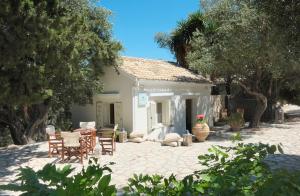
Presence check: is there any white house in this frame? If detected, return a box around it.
[71,56,213,140]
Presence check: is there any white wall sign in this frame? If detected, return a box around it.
[138,92,148,107]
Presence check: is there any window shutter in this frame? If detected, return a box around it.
[114,102,122,127]
[96,102,103,129]
[103,103,110,126]
[162,100,171,125]
[167,100,171,125]
[169,100,174,125]
[150,101,157,128]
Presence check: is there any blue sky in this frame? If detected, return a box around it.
[99,0,200,61]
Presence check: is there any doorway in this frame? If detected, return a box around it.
[186,99,192,133]
[109,103,115,125]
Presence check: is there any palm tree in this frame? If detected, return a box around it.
[155,11,207,68]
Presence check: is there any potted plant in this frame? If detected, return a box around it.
[192,114,210,142]
[227,112,245,131]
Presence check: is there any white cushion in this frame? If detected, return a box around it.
[80,121,95,129]
[61,132,81,147]
[161,141,179,147]
[128,137,144,143]
[46,125,55,135]
[129,131,144,139]
[163,133,182,143]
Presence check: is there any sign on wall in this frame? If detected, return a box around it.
[138,92,148,107]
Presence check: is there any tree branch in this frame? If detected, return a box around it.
[238,82,267,102]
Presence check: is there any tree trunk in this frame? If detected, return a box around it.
[249,94,267,128]
[239,83,268,128]
[0,103,49,145]
[225,76,232,111]
[8,123,29,145]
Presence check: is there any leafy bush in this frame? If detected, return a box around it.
[227,112,245,131]
[124,174,189,195]
[0,158,116,196]
[124,137,300,195]
[192,142,280,195]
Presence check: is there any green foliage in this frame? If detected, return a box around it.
[193,142,279,195]
[189,0,281,79]
[0,158,117,196]
[0,0,120,106]
[155,11,207,68]
[187,0,300,127]
[124,140,300,196]
[267,0,300,105]
[227,112,245,129]
[256,169,300,195]
[123,173,193,195]
[0,0,121,144]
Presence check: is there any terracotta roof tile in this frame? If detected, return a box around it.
[119,56,211,84]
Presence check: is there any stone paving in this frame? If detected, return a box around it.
[1,121,300,195]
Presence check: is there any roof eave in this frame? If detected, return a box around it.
[138,79,213,86]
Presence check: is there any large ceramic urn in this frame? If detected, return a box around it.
[192,122,210,142]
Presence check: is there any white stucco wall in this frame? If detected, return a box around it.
[71,68,213,138]
[71,67,135,131]
[132,80,213,139]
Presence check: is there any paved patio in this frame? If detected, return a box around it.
[1,121,300,195]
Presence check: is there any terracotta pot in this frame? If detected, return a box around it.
[230,125,241,132]
[192,123,210,142]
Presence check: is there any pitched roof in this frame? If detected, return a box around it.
[119,56,211,84]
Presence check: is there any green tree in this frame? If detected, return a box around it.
[0,0,121,144]
[188,0,299,127]
[256,0,300,105]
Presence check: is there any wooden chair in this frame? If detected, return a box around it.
[79,121,97,151]
[60,132,88,164]
[80,130,96,154]
[46,125,63,157]
[98,124,118,155]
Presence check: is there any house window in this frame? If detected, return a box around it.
[110,103,115,125]
[156,102,162,123]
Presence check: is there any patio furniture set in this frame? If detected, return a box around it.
[46,114,212,164]
[46,122,118,164]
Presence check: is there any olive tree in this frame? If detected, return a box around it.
[0,0,121,144]
[188,0,299,127]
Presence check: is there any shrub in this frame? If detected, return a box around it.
[0,158,116,196]
[124,137,300,195]
[227,112,245,131]
[123,174,189,195]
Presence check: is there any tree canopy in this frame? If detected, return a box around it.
[187,0,299,127]
[0,0,121,144]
